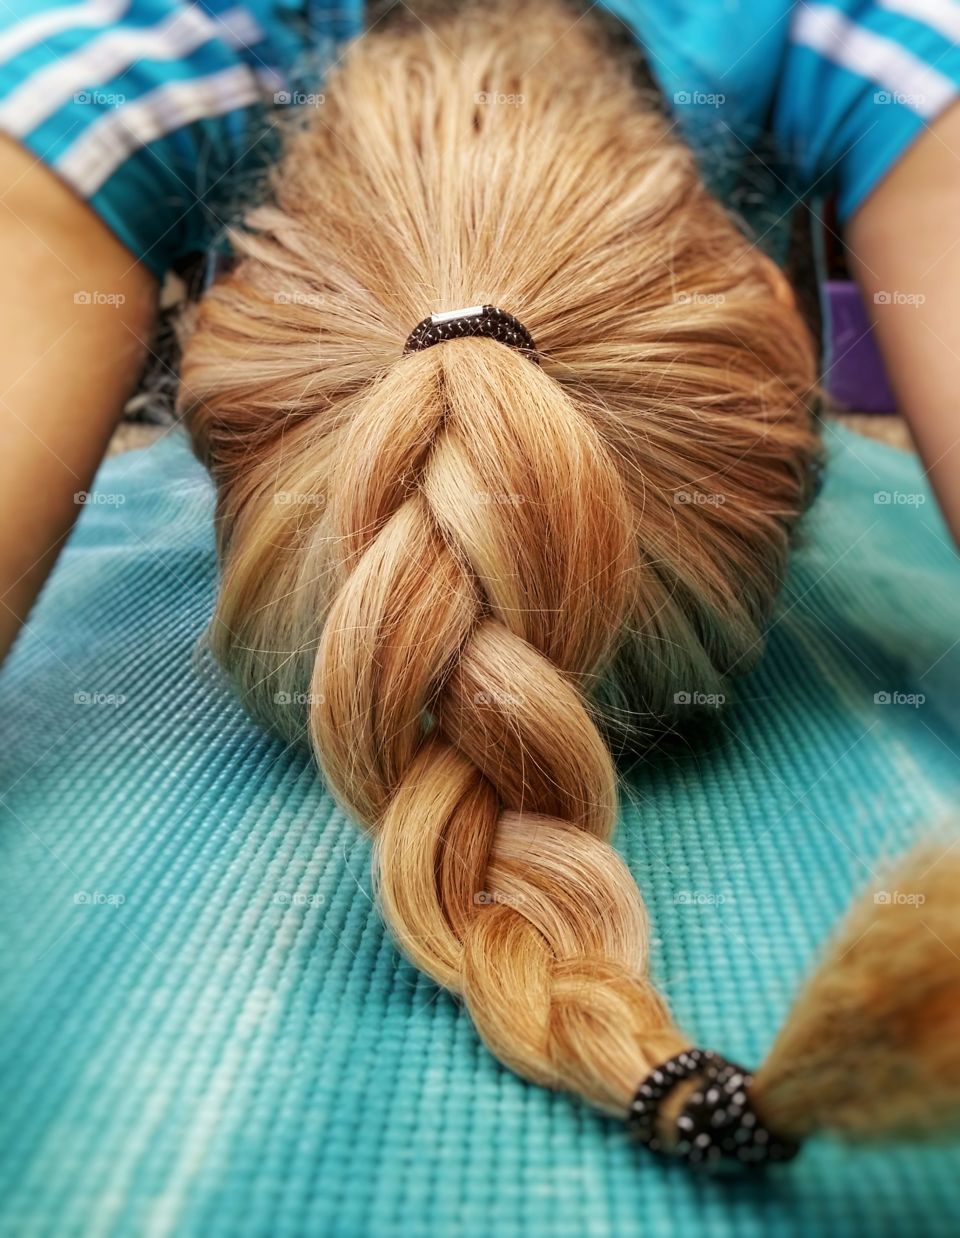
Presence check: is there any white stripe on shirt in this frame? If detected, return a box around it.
[793,3,957,118]
[0,0,129,66]
[0,3,264,137]
[56,62,267,195]
[878,0,960,43]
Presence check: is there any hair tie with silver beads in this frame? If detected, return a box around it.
[403,305,539,363]
[629,1049,801,1170]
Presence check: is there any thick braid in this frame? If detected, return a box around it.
[309,342,688,1110]
[180,0,817,1149]
[182,0,960,1171]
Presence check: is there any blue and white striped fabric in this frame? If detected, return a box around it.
[604,0,960,232]
[0,0,362,274]
[0,0,958,275]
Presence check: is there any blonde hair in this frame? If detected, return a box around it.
[180,0,960,1162]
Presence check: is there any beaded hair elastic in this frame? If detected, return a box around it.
[403,305,540,363]
[629,1049,801,1171]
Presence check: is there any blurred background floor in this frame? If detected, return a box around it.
[833,413,914,450]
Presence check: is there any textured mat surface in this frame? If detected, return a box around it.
[1,425,959,1237]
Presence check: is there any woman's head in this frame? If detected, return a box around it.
[177,0,960,1163]
[184,0,819,739]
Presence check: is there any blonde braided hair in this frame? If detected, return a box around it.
[181,0,960,1164]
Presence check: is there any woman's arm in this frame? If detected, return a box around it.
[846,100,960,547]
[0,135,157,661]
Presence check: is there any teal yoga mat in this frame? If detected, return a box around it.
[1,425,958,1236]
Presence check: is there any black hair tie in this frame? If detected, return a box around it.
[403,305,539,363]
[629,1049,801,1170]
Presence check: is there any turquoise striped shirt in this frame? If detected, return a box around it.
[1,0,958,275]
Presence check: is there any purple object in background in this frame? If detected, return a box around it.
[823,279,898,413]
